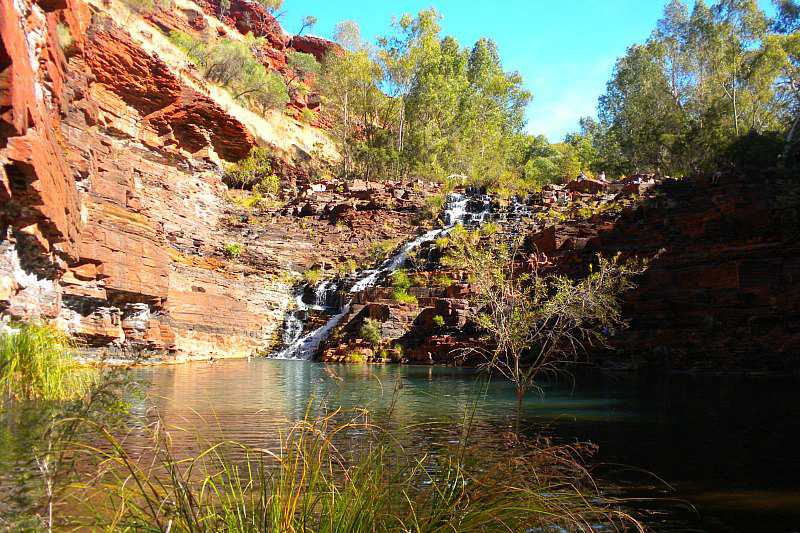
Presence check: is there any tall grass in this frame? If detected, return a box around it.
[70,407,643,532]
[0,322,96,402]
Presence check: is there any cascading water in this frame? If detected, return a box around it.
[272,191,492,361]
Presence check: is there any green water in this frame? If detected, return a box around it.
[2,359,799,531]
[132,360,800,532]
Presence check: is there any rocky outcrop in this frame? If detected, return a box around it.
[1,0,310,360]
[1,0,84,318]
[568,174,800,371]
[288,34,342,63]
[0,0,438,361]
[193,0,286,50]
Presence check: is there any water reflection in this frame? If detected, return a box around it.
[130,360,800,533]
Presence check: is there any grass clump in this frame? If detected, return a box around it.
[73,407,643,532]
[0,323,96,402]
[55,23,74,54]
[303,267,323,285]
[369,239,401,264]
[432,272,455,288]
[223,242,243,258]
[390,269,417,305]
[359,318,382,347]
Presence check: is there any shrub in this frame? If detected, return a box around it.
[224,147,274,190]
[0,322,97,401]
[170,33,289,115]
[432,273,454,288]
[287,50,321,84]
[432,314,446,329]
[167,30,208,67]
[56,23,74,53]
[223,242,243,258]
[391,269,411,291]
[359,318,382,347]
[303,267,323,285]
[391,289,417,306]
[252,174,280,196]
[300,108,316,123]
[434,236,449,250]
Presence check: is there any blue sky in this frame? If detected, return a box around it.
[280,1,773,142]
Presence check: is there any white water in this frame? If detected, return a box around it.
[273,192,491,361]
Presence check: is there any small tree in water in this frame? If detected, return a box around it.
[445,228,646,406]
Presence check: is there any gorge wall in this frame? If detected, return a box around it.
[1,0,427,361]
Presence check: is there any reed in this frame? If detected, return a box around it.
[0,322,97,402]
[70,407,643,532]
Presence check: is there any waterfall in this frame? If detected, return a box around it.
[272,191,491,361]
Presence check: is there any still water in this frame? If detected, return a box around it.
[133,360,800,533]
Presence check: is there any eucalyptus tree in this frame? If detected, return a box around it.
[378,9,443,154]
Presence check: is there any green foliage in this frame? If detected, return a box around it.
[167,30,208,66]
[389,269,418,304]
[391,269,411,291]
[592,0,797,176]
[300,108,316,123]
[252,174,280,196]
[446,230,646,400]
[421,193,446,221]
[303,267,323,285]
[369,239,400,263]
[287,50,321,84]
[432,314,445,329]
[337,259,358,276]
[168,32,288,115]
[56,23,74,53]
[391,288,418,306]
[0,323,97,402]
[318,10,531,186]
[432,272,454,288]
[206,38,289,111]
[224,147,276,190]
[70,406,640,532]
[223,242,243,258]
[359,318,383,347]
[345,350,367,363]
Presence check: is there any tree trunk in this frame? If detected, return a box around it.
[784,114,800,161]
[343,90,349,177]
[732,73,740,136]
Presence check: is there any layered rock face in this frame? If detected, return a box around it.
[0,0,335,360]
[1,0,438,360]
[570,174,800,371]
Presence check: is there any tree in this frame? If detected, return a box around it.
[255,0,282,15]
[204,38,288,112]
[297,15,317,36]
[286,50,321,87]
[333,20,365,52]
[319,47,383,177]
[593,0,795,177]
[445,230,646,408]
[378,9,442,154]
